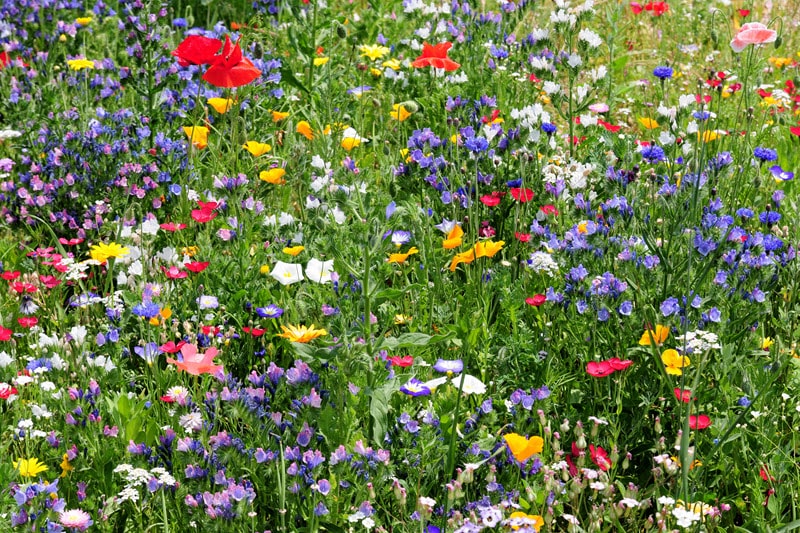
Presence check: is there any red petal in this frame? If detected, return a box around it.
[172,35,222,66]
[202,58,261,88]
[510,188,534,202]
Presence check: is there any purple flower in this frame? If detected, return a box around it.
[652,66,673,79]
[433,359,463,374]
[255,304,284,318]
[400,378,431,397]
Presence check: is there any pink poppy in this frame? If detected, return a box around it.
[39,275,62,289]
[730,22,777,53]
[608,357,633,371]
[525,294,547,307]
[167,343,223,376]
[0,327,12,341]
[674,388,693,403]
[162,265,188,279]
[159,340,187,353]
[387,355,414,367]
[160,222,187,232]
[689,414,712,430]
[479,192,502,207]
[17,317,38,328]
[586,361,615,378]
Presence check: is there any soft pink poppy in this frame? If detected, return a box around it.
[689,414,712,430]
[586,361,615,378]
[608,357,633,371]
[730,22,777,53]
[167,344,223,376]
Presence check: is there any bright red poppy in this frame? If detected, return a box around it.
[586,361,615,378]
[525,294,547,307]
[688,414,712,430]
[479,192,502,206]
[17,317,38,328]
[185,261,210,273]
[191,208,217,223]
[597,120,621,133]
[242,326,267,337]
[171,35,223,67]
[510,188,534,202]
[790,126,800,136]
[10,282,37,294]
[0,383,18,400]
[515,232,532,242]
[202,36,262,88]
[387,355,414,367]
[411,42,460,72]
[0,327,12,341]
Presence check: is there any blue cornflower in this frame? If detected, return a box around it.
[652,66,673,79]
[640,145,666,163]
[464,136,489,152]
[692,111,711,121]
[753,147,778,162]
[737,396,751,407]
[758,210,781,225]
[541,122,557,134]
[132,301,160,318]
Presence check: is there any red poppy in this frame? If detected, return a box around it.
[387,355,414,367]
[162,265,188,279]
[160,222,187,232]
[172,35,223,67]
[202,36,261,88]
[589,444,612,471]
[695,94,712,104]
[411,42,460,72]
[201,325,220,336]
[597,120,621,133]
[515,232,532,242]
[586,361,615,378]
[481,109,501,124]
[10,282,37,294]
[159,340,187,353]
[1,271,20,281]
[644,1,669,15]
[528,73,540,83]
[479,192,502,207]
[242,326,267,337]
[0,327,12,341]
[185,261,210,273]
[510,188,535,202]
[525,294,547,307]
[760,465,775,482]
[674,388,693,403]
[738,9,750,17]
[0,51,9,68]
[688,414,711,430]
[191,208,217,223]
[790,126,800,136]
[17,317,38,328]
[608,357,633,371]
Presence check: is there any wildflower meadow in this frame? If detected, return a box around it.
[2,0,800,531]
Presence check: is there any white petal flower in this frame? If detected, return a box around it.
[306,258,335,284]
[271,261,304,285]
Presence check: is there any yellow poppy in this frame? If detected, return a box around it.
[508,512,544,531]
[75,17,92,26]
[313,57,329,66]
[661,349,690,375]
[390,103,412,122]
[183,126,209,149]
[296,121,314,140]
[207,97,234,114]
[638,117,659,130]
[639,324,670,346]
[277,324,328,343]
[67,58,94,71]
[503,433,544,463]
[449,249,476,272]
[474,240,505,258]
[341,137,361,151]
[13,457,48,478]
[283,245,305,256]
[442,225,463,249]
[387,247,419,264]
[243,141,271,156]
[260,168,286,184]
[259,264,271,275]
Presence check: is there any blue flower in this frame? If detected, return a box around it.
[640,145,666,163]
[652,66,673,79]
[433,359,464,374]
[753,147,778,162]
[400,378,431,397]
[255,304,284,319]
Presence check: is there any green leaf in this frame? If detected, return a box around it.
[377,332,432,351]
[280,65,310,94]
[370,379,398,444]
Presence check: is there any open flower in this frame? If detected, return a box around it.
[277,324,328,343]
[730,22,777,53]
[400,378,431,397]
[243,141,271,156]
[260,168,286,184]
[689,414,712,429]
[172,35,222,66]
[14,457,48,477]
[183,126,209,149]
[390,103,412,122]
[89,242,129,263]
[59,509,93,531]
[207,97,234,114]
[67,58,94,71]
[202,36,261,88]
[387,247,419,264]
[412,42,460,71]
[166,344,223,376]
[270,261,304,285]
[306,258,335,283]
[661,349,690,375]
[639,324,670,345]
[503,433,544,463]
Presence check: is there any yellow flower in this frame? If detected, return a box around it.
[259,168,286,184]
[243,141,271,157]
[183,126,209,149]
[449,249,476,272]
[503,433,544,463]
[259,264,271,275]
[768,57,792,69]
[313,57,329,66]
[296,121,314,140]
[182,246,199,257]
[277,324,328,343]
[14,457,48,478]
[387,247,419,264]
[474,240,505,258]
[89,242,130,263]
[60,454,74,477]
[283,245,305,256]
[149,306,172,326]
[639,324,669,346]
[390,103,412,122]
[442,225,463,250]
[638,117,659,130]
[761,337,774,350]
[394,314,412,325]
[508,511,544,531]
[67,58,94,71]
[661,349,690,375]
[382,58,401,71]
[369,67,382,77]
[271,110,290,122]
[359,44,390,61]
[699,130,720,142]
[75,17,92,26]
[341,137,361,151]
[207,97,234,114]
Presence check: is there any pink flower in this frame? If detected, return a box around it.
[730,22,777,53]
[589,444,612,471]
[59,509,93,531]
[167,343,223,376]
[586,361,615,378]
[689,414,712,430]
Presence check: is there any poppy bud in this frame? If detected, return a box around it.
[334,21,347,39]
[399,100,419,113]
[774,35,782,49]
[710,30,718,47]
[253,42,264,60]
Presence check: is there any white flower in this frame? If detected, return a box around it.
[270,261,304,285]
[452,374,486,395]
[69,325,88,345]
[567,53,583,68]
[0,351,12,368]
[543,81,561,95]
[331,205,347,225]
[422,376,449,391]
[179,412,204,433]
[141,217,160,235]
[578,28,602,48]
[672,507,701,528]
[658,496,676,506]
[306,258,335,284]
[589,481,606,490]
[619,497,641,508]
[278,212,295,226]
[678,94,696,108]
